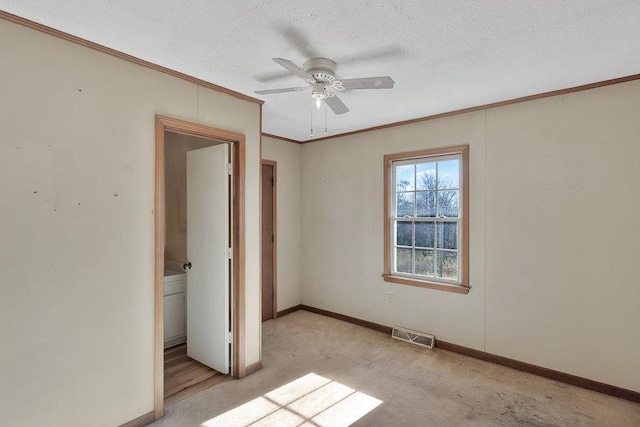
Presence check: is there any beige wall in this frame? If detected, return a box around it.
[483,83,640,390]
[164,133,218,263]
[300,80,640,393]
[262,136,303,312]
[0,19,261,427]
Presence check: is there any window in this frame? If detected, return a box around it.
[383,145,469,294]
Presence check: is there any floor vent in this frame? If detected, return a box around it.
[392,326,435,349]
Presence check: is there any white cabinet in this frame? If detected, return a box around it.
[163,269,186,348]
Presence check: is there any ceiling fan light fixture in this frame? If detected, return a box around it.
[311,83,328,109]
[311,83,327,98]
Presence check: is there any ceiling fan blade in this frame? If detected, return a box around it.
[335,46,407,67]
[253,70,295,83]
[274,24,316,58]
[339,76,395,90]
[272,58,314,81]
[254,86,309,95]
[325,95,349,115]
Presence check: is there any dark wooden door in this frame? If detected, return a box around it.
[261,162,275,321]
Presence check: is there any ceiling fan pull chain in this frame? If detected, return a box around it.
[310,97,314,138]
[324,101,328,136]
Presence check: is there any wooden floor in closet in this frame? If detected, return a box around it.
[164,343,231,405]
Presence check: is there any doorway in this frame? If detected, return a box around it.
[154,115,246,418]
[261,160,277,321]
[163,138,229,404]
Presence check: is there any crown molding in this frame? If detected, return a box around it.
[0,11,263,106]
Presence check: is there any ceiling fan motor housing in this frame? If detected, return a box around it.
[304,57,337,83]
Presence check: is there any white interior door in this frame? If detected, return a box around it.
[186,144,230,374]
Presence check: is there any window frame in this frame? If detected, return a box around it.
[383,145,470,294]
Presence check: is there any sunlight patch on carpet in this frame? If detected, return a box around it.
[201,373,383,427]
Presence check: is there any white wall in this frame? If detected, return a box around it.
[262,136,302,311]
[0,19,261,426]
[300,80,640,393]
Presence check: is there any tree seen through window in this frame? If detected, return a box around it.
[393,158,460,280]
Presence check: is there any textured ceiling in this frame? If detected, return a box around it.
[2,1,640,141]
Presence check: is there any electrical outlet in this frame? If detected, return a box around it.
[387,294,394,305]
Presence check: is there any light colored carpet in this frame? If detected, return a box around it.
[149,310,640,426]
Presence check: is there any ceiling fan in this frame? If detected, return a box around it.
[254,57,395,114]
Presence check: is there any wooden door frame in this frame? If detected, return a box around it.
[154,115,246,419]
[261,160,278,320]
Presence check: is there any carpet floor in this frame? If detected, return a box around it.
[149,310,640,426]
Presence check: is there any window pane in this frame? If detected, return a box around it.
[416,191,436,217]
[416,162,436,190]
[436,222,457,250]
[415,249,434,276]
[437,190,459,217]
[437,251,458,279]
[396,164,415,191]
[396,192,415,217]
[396,221,413,246]
[437,159,459,189]
[395,248,412,273]
[415,222,434,248]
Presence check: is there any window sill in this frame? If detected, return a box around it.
[381,274,470,294]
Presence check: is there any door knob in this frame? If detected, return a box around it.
[183,262,192,270]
